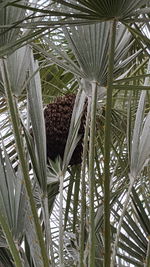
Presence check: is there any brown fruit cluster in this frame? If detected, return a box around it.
[44,94,86,166]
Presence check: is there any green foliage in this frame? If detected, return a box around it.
[0,1,150,267]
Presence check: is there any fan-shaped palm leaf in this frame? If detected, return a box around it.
[51,0,148,22]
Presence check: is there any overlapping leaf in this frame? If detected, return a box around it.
[28,49,47,192]
[51,0,148,21]
[130,62,150,177]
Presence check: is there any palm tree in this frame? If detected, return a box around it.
[0,0,150,266]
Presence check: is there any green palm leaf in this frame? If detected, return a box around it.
[52,0,147,21]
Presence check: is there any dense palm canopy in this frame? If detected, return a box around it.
[0,1,150,267]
